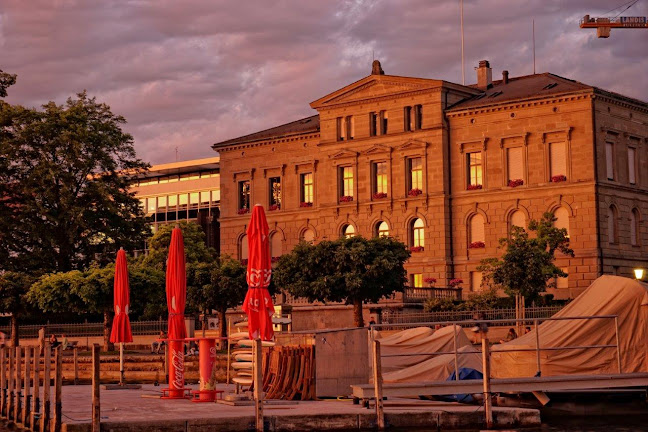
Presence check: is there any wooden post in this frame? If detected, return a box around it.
[15,345,22,423]
[54,348,62,432]
[372,340,385,429]
[23,347,31,427]
[481,333,493,430]
[40,344,51,432]
[92,344,100,432]
[73,348,78,386]
[253,338,263,432]
[1,347,6,418]
[614,316,622,374]
[534,319,541,376]
[32,344,41,431]
[452,325,460,381]
[8,346,14,421]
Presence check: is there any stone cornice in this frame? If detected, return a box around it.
[215,133,320,153]
[445,92,594,117]
[320,86,443,110]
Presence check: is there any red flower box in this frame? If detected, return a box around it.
[268,204,280,211]
[237,208,249,215]
[410,246,424,252]
[469,241,485,249]
[467,184,483,191]
[508,179,524,188]
[300,202,313,208]
[423,277,437,286]
[448,278,463,288]
[339,195,354,203]
[408,188,423,197]
[551,175,567,183]
[373,192,388,200]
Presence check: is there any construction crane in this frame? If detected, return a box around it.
[580,0,647,37]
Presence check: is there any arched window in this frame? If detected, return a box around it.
[342,224,355,238]
[608,205,618,244]
[631,209,639,246]
[375,221,390,238]
[554,207,570,238]
[469,214,485,243]
[301,228,315,243]
[239,234,248,260]
[410,218,425,248]
[510,210,526,232]
[270,232,282,258]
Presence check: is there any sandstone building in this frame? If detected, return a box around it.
[212,60,648,306]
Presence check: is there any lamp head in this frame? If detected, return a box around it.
[634,268,644,280]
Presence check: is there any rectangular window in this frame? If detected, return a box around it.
[556,268,569,289]
[404,106,412,131]
[300,173,313,204]
[168,194,177,210]
[369,112,378,137]
[269,177,281,208]
[507,147,524,182]
[411,273,423,288]
[147,197,156,214]
[628,147,636,185]
[373,162,388,196]
[408,157,423,191]
[210,189,220,203]
[336,117,344,141]
[467,152,483,187]
[339,166,354,199]
[200,191,211,205]
[157,195,167,211]
[178,193,188,210]
[606,142,615,180]
[414,104,422,130]
[549,141,567,177]
[345,116,354,140]
[238,181,250,211]
[138,198,146,210]
[470,271,483,292]
[380,110,388,134]
[189,192,199,208]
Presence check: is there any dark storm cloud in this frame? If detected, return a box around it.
[2,0,646,163]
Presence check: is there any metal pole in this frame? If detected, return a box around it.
[92,344,100,432]
[372,340,385,429]
[32,345,40,431]
[23,347,31,427]
[8,346,14,421]
[614,316,622,374]
[119,343,124,386]
[460,0,465,85]
[481,332,493,429]
[15,345,21,422]
[54,348,62,432]
[40,344,50,432]
[226,319,232,384]
[534,319,541,377]
[453,325,460,381]
[532,19,536,75]
[253,339,263,432]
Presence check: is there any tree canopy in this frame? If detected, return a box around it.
[274,236,410,327]
[0,91,150,274]
[478,212,574,302]
[142,221,215,270]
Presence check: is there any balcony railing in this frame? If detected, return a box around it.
[403,286,463,303]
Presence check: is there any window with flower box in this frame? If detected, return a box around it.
[469,214,485,246]
[269,177,281,210]
[407,157,423,195]
[372,161,388,199]
[410,218,425,251]
[467,152,483,189]
[549,141,567,181]
[506,147,524,187]
[238,181,250,214]
[300,173,313,206]
[339,166,354,203]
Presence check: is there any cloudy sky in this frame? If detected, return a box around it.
[2,0,646,164]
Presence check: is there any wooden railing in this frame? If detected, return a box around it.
[403,286,462,303]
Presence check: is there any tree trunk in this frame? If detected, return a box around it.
[103,311,114,351]
[202,310,207,338]
[218,309,227,339]
[353,299,364,328]
[10,314,18,347]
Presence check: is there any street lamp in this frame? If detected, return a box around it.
[634,268,645,280]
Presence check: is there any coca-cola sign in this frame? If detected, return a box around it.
[171,348,184,389]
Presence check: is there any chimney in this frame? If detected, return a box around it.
[477,60,492,89]
[502,70,509,84]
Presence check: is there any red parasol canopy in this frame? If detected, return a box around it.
[166,226,187,340]
[242,205,275,341]
[110,249,133,343]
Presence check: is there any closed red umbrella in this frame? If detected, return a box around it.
[164,226,187,399]
[242,204,275,341]
[110,248,133,386]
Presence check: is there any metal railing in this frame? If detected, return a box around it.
[0,320,169,338]
[403,286,462,302]
[382,306,564,325]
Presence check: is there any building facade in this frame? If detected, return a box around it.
[212,61,648,302]
[130,157,221,251]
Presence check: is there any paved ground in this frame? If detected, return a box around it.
[58,384,540,431]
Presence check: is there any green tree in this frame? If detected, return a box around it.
[1,91,149,274]
[143,221,215,270]
[0,69,16,98]
[187,256,247,339]
[274,236,410,327]
[0,272,36,346]
[478,212,574,302]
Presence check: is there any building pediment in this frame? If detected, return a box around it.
[396,139,429,153]
[310,75,442,109]
[361,144,392,156]
[329,149,359,160]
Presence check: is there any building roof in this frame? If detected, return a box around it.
[137,156,220,178]
[212,115,320,149]
[448,72,648,111]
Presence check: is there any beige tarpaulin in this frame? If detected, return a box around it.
[375,325,473,373]
[383,345,482,383]
[491,275,648,378]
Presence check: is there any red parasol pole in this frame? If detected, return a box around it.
[110,248,133,386]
